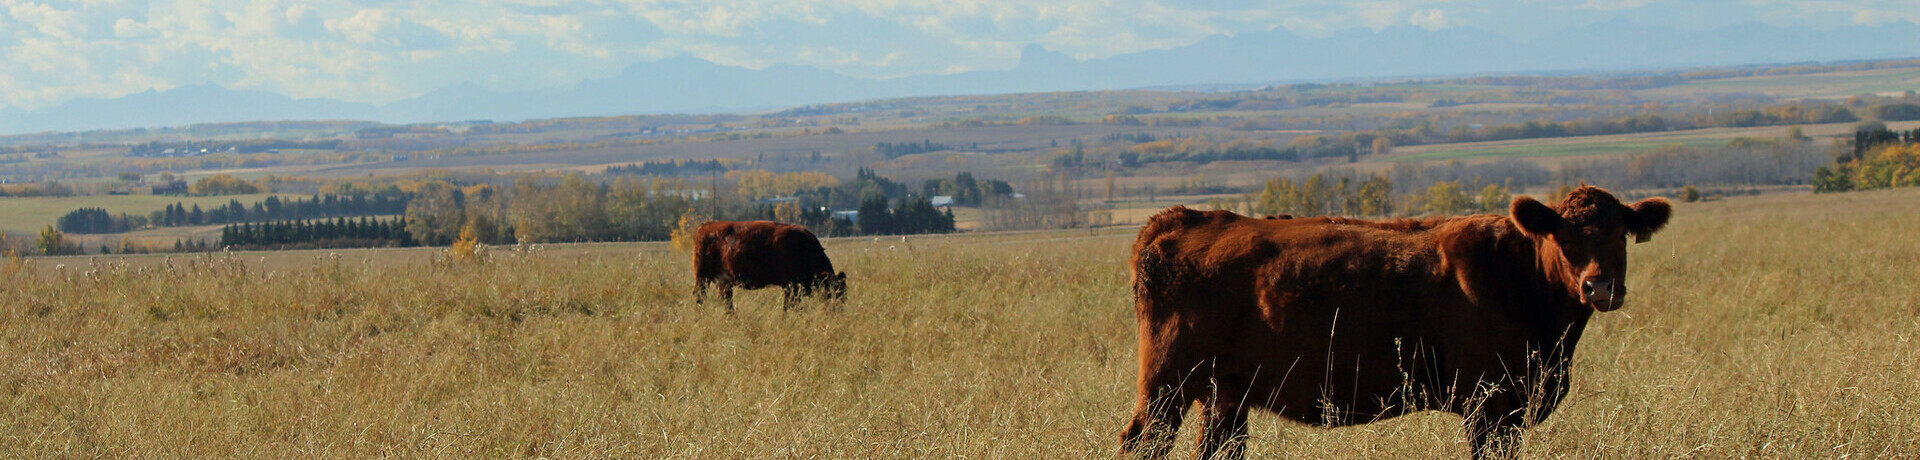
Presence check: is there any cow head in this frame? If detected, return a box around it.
[1509,186,1671,312]
[821,271,848,302]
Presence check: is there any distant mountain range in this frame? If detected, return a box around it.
[4,19,1919,135]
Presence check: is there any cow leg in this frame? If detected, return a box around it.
[719,282,736,313]
[1120,385,1187,460]
[1466,399,1526,460]
[1122,337,1205,459]
[782,285,801,312]
[1195,396,1250,460]
[693,278,709,305]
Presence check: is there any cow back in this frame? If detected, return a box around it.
[695,220,835,288]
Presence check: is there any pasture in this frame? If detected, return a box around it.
[4,187,1920,457]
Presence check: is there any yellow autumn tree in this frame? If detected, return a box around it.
[447,220,484,264]
[670,209,708,252]
[0,234,21,277]
[189,173,262,195]
[1424,181,1472,215]
[1372,137,1395,155]
[727,169,840,200]
[773,200,803,224]
[1477,184,1512,213]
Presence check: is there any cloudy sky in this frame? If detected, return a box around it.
[0,0,1913,110]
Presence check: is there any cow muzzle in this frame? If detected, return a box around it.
[1583,278,1623,311]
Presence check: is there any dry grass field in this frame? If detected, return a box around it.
[5,188,1920,458]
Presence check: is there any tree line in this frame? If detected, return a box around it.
[0,181,73,197]
[920,172,1013,207]
[187,173,262,195]
[852,193,955,235]
[769,168,974,235]
[1240,172,1521,219]
[404,169,969,248]
[605,159,730,176]
[1254,174,1399,217]
[1814,127,1920,193]
[56,193,409,234]
[876,140,951,159]
[55,209,136,234]
[218,216,416,250]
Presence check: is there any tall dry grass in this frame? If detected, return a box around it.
[3,189,1919,458]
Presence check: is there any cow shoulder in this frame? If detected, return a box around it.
[1434,215,1522,306]
[773,224,823,253]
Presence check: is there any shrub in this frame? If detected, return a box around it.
[448,221,485,264]
[670,209,706,252]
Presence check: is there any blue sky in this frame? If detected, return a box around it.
[0,0,1913,110]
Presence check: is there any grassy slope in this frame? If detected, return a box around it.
[6,187,1919,457]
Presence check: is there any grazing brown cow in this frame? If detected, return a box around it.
[692,220,847,312]
[1121,186,1671,459]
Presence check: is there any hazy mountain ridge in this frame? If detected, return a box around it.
[4,20,1918,135]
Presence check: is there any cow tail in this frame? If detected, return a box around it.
[1132,249,1165,302]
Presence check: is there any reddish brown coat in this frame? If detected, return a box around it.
[692,220,846,312]
[1120,186,1671,459]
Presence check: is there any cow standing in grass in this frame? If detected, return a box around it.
[1121,186,1671,459]
[693,220,847,312]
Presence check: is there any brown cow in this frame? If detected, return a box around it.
[692,220,847,312]
[1121,186,1671,459]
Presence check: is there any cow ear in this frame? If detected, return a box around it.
[1510,196,1561,237]
[1627,197,1672,243]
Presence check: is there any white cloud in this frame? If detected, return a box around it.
[325,8,395,44]
[1851,9,1898,25]
[14,37,79,73]
[1357,2,1407,30]
[286,4,309,23]
[111,18,150,37]
[6,1,82,39]
[633,2,760,37]
[1582,0,1661,10]
[1411,8,1450,30]
[226,1,286,37]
